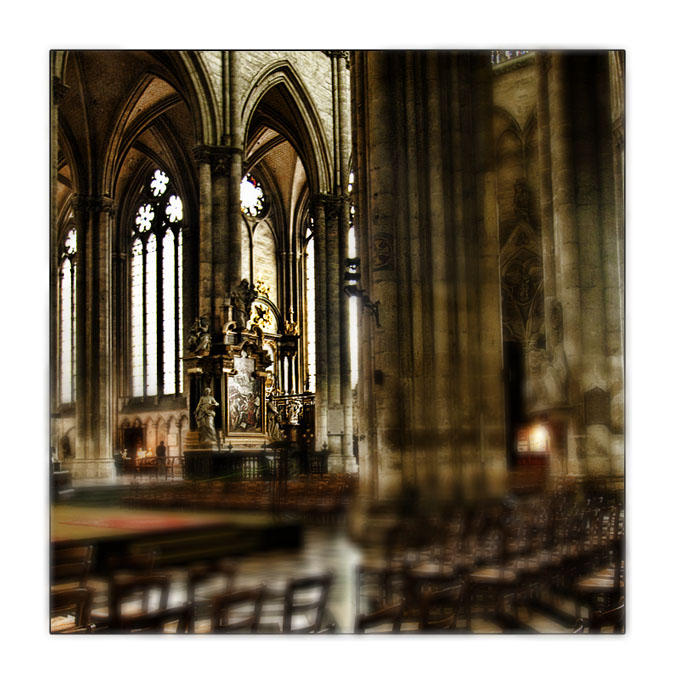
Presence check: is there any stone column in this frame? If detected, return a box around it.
[336,52,356,471]
[324,194,346,467]
[471,52,508,496]
[535,53,559,354]
[72,195,115,479]
[211,150,230,335]
[311,196,329,449]
[227,51,244,316]
[227,148,243,302]
[50,74,69,445]
[350,50,508,505]
[362,51,402,499]
[547,54,584,475]
[193,149,213,323]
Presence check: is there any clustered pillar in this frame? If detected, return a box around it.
[351,51,508,503]
[72,195,115,478]
[536,52,624,476]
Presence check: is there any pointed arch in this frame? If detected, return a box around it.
[241,61,332,195]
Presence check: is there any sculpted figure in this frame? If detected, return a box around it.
[525,323,569,410]
[187,316,211,356]
[266,397,284,441]
[231,279,258,330]
[195,387,219,444]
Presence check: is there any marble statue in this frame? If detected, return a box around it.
[187,316,211,356]
[195,386,219,444]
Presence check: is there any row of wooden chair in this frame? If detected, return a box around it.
[355,493,624,632]
[51,562,335,634]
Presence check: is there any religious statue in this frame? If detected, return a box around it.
[195,386,219,444]
[187,316,211,356]
[525,311,569,411]
[266,397,284,442]
[231,279,258,330]
[284,319,299,336]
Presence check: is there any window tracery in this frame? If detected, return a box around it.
[59,226,77,404]
[130,168,184,398]
[240,173,267,218]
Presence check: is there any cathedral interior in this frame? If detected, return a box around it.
[48,49,625,637]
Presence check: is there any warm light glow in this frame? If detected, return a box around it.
[529,424,550,452]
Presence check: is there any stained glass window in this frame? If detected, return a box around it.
[59,226,77,404]
[240,174,267,218]
[130,168,184,398]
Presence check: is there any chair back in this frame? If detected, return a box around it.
[108,573,170,627]
[51,545,93,588]
[211,586,266,633]
[116,605,192,634]
[51,587,94,633]
[187,560,238,604]
[418,583,464,631]
[590,603,625,633]
[282,573,333,633]
[355,603,402,633]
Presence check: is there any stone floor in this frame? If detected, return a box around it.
[83,524,584,634]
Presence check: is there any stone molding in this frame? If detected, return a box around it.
[73,194,115,216]
[323,50,350,69]
[312,193,347,221]
[193,144,242,177]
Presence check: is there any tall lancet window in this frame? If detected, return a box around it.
[348,171,359,389]
[59,226,77,404]
[130,168,184,398]
[304,218,316,393]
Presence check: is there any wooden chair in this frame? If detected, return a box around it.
[91,572,171,630]
[209,587,266,634]
[572,560,624,615]
[259,572,333,633]
[51,587,94,633]
[187,560,238,603]
[573,603,624,634]
[186,560,238,632]
[355,603,403,634]
[115,605,192,634]
[418,583,466,632]
[51,545,93,589]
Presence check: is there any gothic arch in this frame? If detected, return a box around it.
[241,61,332,195]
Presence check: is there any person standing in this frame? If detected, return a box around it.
[156,441,167,478]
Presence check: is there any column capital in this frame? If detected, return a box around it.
[323,50,350,69]
[73,194,115,215]
[193,144,242,177]
[313,193,348,221]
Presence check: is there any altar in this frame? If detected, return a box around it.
[181,282,315,480]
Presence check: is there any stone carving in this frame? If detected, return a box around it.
[372,233,394,271]
[525,301,569,410]
[287,398,303,425]
[231,279,258,330]
[266,397,284,441]
[195,387,219,444]
[187,316,211,356]
[284,319,299,336]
